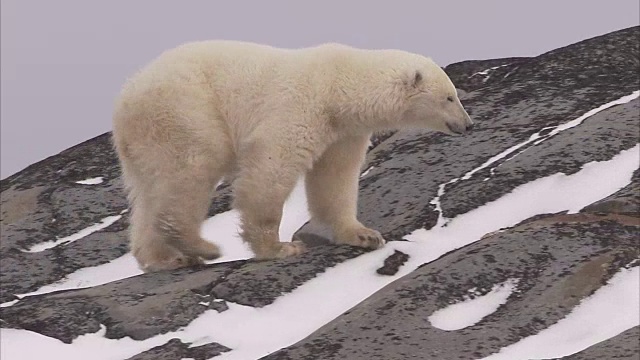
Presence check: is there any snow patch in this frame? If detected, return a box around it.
[202,180,310,264]
[0,324,174,360]
[470,63,511,78]
[0,300,19,308]
[429,182,449,228]
[360,166,374,178]
[23,210,127,253]
[75,177,103,185]
[12,254,143,301]
[503,67,519,79]
[429,278,519,331]
[278,180,311,242]
[201,210,252,264]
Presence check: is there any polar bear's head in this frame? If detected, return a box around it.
[398,57,474,135]
[326,46,473,135]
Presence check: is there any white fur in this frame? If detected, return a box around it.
[112,40,472,271]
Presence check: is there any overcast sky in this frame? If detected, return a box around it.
[1,0,638,179]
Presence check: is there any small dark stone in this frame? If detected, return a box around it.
[376,250,410,276]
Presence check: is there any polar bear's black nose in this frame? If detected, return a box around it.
[465,123,475,132]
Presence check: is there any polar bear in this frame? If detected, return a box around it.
[112,41,473,272]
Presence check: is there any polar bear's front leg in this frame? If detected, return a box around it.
[232,139,308,260]
[305,134,386,249]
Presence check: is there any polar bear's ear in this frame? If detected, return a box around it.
[412,70,423,88]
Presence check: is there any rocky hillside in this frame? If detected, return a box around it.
[1,26,639,360]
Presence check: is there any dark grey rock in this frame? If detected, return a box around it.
[444,57,530,92]
[262,213,639,360]
[376,250,409,276]
[0,134,131,303]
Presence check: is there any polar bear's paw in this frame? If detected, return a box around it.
[140,254,205,272]
[335,225,386,250]
[133,241,207,272]
[254,240,307,260]
[276,240,308,258]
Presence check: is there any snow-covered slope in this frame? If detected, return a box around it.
[1,26,639,360]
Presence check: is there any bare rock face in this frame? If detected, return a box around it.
[264,211,639,360]
[1,26,639,360]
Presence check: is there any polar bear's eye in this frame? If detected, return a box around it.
[447,96,454,102]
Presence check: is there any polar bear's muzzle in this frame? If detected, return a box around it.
[446,120,474,135]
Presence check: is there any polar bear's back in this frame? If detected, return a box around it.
[113,41,344,158]
[116,41,345,111]
[116,40,423,105]
[121,41,284,93]
[113,40,434,144]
